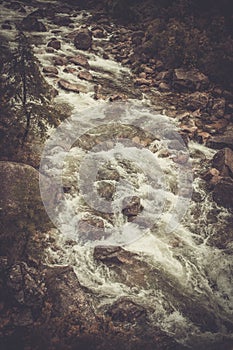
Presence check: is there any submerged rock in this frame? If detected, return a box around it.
[122,196,143,217]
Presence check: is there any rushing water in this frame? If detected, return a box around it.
[1,1,233,348]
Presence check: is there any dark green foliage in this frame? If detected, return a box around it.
[0,32,58,161]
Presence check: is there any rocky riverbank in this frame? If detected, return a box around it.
[0,1,233,349]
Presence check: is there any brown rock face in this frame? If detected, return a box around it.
[207,125,233,150]
[212,148,233,177]
[74,29,92,50]
[173,68,209,91]
[213,177,233,208]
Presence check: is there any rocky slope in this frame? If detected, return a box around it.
[0,1,233,350]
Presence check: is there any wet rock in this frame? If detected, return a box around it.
[77,70,93,81]
[20,15,47,32]
[186,92,209,111]
[6,1,26,13]
[74,29,92,50]
[207,125,233,150]
[42,66,58,75]
[173,68,209,91]
[213,177,233,208]
[47,39,61,50]
[53,56,68,66]
[122,196,143,217]
[69,54,90,69]
[94,246,138,265]
[58,79,87,93]
[53,16,73,26]
[212,148,233,177]
[45,47,54,53]
[63,67,77,74]
[2,22,12,30]
[92,28,106,38]
[106,297,147,323]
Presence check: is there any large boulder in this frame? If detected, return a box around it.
[0,162,52,261]
[173,68,209,91]
[74,29,92,50]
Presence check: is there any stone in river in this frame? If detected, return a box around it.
[74,29,92,50]
[77,70,93,81]
[58,79,87,93]
[47,39,61,50]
